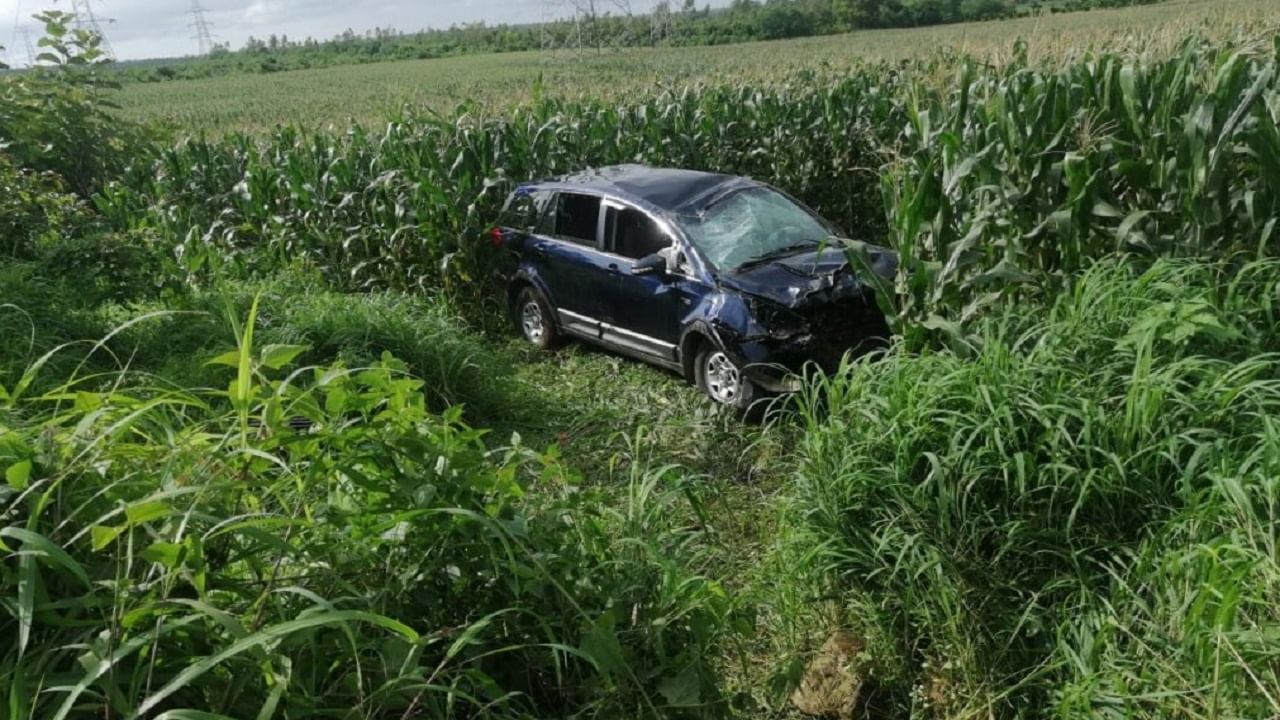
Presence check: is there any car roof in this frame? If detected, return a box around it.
[519,164,757,215]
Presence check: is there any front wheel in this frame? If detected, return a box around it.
[516,286,560,350]
[696,346,756,412]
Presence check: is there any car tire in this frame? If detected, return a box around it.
[515,286,560,351]
[695,345,756,412]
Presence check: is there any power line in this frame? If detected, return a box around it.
[21,26,36,67]
[69,0,115,60]
[187,0,216,56]
[9,0,24,67]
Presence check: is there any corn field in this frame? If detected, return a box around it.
[6,10,1280,720]
[102,35,1280,341]
[111,0,1280,134]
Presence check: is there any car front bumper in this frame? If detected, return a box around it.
[733,330,889,394]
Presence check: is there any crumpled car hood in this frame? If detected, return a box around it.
[718,243,898,309]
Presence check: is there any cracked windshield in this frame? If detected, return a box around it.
[681,187,834,270]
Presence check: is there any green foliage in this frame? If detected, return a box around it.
[0,11,154,197]
[0,154,89,259]
[882,38,1280,347]
[102,35,1280,341]
[7,8,1280,719]
[1,269,533,423]
[0,306,737,719]
[101,83,891,306]
[777,258,1280,717]
[112,0,1279,135]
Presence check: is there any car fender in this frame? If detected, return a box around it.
[508,264,559,330]
[678,292,752,380]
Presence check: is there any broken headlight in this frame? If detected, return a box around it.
[749,298,811,341]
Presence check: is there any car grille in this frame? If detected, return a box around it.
[802,290,890,371]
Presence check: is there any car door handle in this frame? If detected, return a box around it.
[607,263,619,272]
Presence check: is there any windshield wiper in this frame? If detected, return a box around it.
[733,242,820,271]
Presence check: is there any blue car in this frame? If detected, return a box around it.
[496,165,895,410]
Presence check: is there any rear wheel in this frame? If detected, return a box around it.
[516,286,559,350]
[696,346,756,412]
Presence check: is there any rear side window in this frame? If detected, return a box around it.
[504,189,552,231]
[549,192,601,246]
[606,206,671,260]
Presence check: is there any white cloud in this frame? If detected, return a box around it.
[1,0,597,63]
[243,0,288,24]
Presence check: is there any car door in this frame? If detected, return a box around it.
[598,201,697,363]
[525,191,612,339]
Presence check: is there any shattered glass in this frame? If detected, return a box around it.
[681,188,833,270]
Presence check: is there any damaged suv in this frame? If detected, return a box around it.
[495,165,895,410]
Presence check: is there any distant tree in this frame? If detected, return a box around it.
[565,0,603,52]
[959,0,1012,19]
[832,0,903,28]
[903,0,959,24]
[759,0,812,38]
[652,0,673,43]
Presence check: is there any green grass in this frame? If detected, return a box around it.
[773,257,1280,717]
[11,255,1279,718]
[8,2,1280,716]
[115,0,1280,135]
[0,274,756,719]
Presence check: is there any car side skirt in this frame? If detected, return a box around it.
[557,308,683,373]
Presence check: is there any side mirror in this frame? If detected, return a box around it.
[631,253,667,277]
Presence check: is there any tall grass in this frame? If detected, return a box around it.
[0,299,738,719]
[775,257,1280,717]
[9,14,1280,718]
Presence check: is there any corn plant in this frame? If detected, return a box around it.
[95,34,1278,343]
[882,36,1280,346]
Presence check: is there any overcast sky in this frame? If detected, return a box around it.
[3,0,646,65]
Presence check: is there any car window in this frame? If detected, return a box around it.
[549,192,602,246]
[680,187,834,270]
[504,189,552,231]
[605,206,671,260]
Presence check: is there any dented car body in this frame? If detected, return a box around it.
[496,164,894,409]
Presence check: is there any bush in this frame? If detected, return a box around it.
[0,154,89,260]
[0,305,737,719]
[0,12,156,198]
[34,227,177,305]
[776,258,1280,717]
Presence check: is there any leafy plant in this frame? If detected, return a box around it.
[775,258,1280,717]
[0,11,154,197]
[0,301,737,719]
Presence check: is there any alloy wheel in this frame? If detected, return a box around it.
[521,300,545,343]
[704,351,742,404]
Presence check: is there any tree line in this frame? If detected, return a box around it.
[114,0,1160,82]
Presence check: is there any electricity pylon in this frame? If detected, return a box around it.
[70,0,115,60]
[188,0,216,56]
[21,26,37,66]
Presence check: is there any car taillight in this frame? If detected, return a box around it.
[489,227,505,247]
